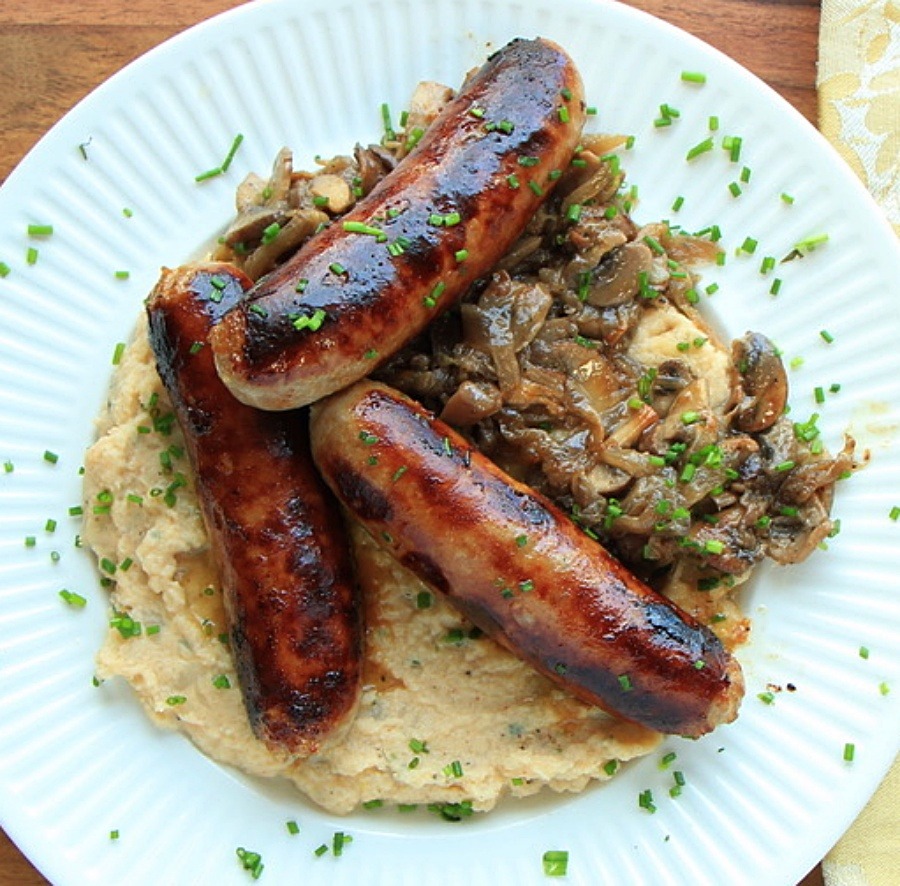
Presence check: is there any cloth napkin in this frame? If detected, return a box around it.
[817,3,899,884]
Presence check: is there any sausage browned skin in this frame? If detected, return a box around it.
[147,263,363,756]
[211,37,587,411]
[310,380,744,737]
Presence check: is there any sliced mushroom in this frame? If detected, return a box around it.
[586,242,655,307]
[309,174,353,215]
[732,332,788,432]
[440,381,503,426]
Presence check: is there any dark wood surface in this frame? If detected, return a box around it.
[0,1,825,883]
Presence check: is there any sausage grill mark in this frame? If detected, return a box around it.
[310,380,744,737]
[210,37,588,411]
[147,263,363,757]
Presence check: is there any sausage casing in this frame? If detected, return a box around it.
[211,37,587,410]
[309,380,744,737]
[147,263,362,756]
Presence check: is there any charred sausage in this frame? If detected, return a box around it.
[147,263,362,756]
[211,37,587,410]
[309,380,744,737]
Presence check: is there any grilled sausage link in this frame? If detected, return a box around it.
[310,380,744,737]
[147,263,363,756]
[211,37,587,411]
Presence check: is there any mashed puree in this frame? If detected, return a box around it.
[83,316,664,814]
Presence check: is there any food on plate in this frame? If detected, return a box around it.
[310,379,743,737]
[210,37,587,411]
[83,36,854,814]
[146,263,362,756]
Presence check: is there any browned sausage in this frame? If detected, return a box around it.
[147,263,362,756]
[309,380,744,737]
[211,37,587,410]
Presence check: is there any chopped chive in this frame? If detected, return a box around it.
[618,674,633,692]
[506,173,520,189]
[739,236,758,254]
[26,246,39,265]
[880,682,890,695]
[603,759,619,776]
[794,232,829,254]
[859,646,870,660]
[685,137,714,161]
[542,851,569,877]
[114,270,130,280]
[819,329,835,344]
[770,278,783,296]
[889,506,900,521]
[27,224,54,237]
[43,450,59,464]
[0,261,10,278]
[122,207,134,218]
[728,182,743,198]
[638,789,657,813]
[454,248,469,263]
[220,133,244,172]
[681,70,707,84]
[380,102,395,140]
[415,590,432,609]
[112,342,126,365]
[557,105,570,123]
[286,820,300,835]
[643,235,665,255]
[757,690,776,705]
[671,195,685,212]
[443,759,464,778]
[528,180,544,197]
[781,192,795,205]
[59,589,87,608]
[261,222,281,244]
[343,220,386,240]
[235,847,264,879]
[708,115,720,131]
[843,742,856,762]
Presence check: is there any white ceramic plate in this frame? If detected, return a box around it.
[1,1,898,884]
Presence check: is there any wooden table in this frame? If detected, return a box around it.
[0,1,825,883]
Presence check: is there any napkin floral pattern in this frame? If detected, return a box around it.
[818,3,899,884]
[818,0,899,235]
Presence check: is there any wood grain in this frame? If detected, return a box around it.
[0,1,824,882]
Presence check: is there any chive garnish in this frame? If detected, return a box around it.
[235,847,264,879]
[542,851,569,877]
[59,589,87,608]
[685,137,714,161]
[27,224,54,237]
[638,789,657,813]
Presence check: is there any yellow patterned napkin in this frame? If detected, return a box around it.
[818,0,899,235]
[818,3,899,883]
